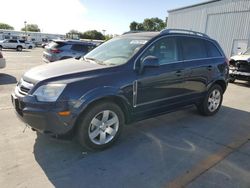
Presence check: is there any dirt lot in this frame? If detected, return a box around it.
[0,48,250,188]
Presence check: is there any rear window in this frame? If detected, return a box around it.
[206,41,222,57]
[181,37,207,60]
[47,41,66,49]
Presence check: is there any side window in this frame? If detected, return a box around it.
[206,41,222,57]
[181,37,207,60]
[71,44,88,52]
[9,40,17,43]
[141,37,178,65]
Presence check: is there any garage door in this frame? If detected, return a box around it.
[205,12,250,57]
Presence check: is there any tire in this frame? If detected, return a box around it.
[197,84,223,116]
[77,102,124,151]
[228,77,236,83]
[0,46,2,51]
[28,46,32,49]
[16,46,22,51]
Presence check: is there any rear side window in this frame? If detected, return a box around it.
[9,40,17,43]
[71,44,88,52]
[72,44,95,52]
[181,37,207,60]
[206,41,222,57]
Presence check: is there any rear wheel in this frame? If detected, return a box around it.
[197,84,223,116]
[77,102,124,151]
[16,46,22,51]
[229,76,236,83]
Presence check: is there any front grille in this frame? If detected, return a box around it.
[19,86,30,95]
[230,60,250,72]
[16,79,34,96]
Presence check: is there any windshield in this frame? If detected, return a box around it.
[243,48,250,55]
[84,37,148,66]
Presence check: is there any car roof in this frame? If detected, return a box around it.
[121,31,160,39]
[53,39,96,46]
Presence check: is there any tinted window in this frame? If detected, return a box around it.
[181,37,207,60]
[9,40,17,43]
[19,40,25,43]
[206,41,222,57]
[71,44,88,52]
[141,37,178,65]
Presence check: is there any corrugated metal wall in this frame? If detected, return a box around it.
[168,0,250,57]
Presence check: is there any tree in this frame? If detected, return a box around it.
[21,24,40,32]
[130,21,139,31]
[66,30,80,39]
[80,30,105,40]
[142,18,166,31]
[0,23,14,30]
[129,17,166,31]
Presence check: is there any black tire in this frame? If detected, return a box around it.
[228,76,236,83]
[28,46,32,49]
[197,84,223,116]
[0,46,2,51]
[77,102,124,151]
[16,46,22,51]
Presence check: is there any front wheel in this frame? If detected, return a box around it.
[77,102,124,151]
[197,84,223,116]
[16,46,23,51]
[0,46,2,51]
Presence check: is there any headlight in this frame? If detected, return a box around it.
[33,84,66,102]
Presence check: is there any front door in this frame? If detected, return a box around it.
[135,37,189,113]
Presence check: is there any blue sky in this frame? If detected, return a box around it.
[1,0,202,34]
[80,0,202,34]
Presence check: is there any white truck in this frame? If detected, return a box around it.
[0,39,27,51]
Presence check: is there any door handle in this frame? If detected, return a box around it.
[175,70,182,77]
[207,65,213,71]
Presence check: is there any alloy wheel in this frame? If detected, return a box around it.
[88,110,119,145]
[207,89,221,112]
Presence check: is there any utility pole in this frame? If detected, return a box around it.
[24,21,27,40]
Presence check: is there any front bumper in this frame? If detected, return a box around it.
[11,93,77,137]
[229,69,250,80]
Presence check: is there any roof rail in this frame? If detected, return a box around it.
[123,31,146,35]
[161,28,209,38]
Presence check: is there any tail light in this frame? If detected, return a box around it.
[0,52,3,58]
[50,49,61,54]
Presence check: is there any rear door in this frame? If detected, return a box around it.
[178,36,219,98]
[71,44,89,57]
[8,40,18,48]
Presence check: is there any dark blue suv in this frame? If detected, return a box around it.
[12,29,229,150]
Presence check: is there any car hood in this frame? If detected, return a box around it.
[23,58,104,83]
[230,55,250,62]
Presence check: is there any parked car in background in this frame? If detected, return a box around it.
[0,39,27,51]
[43,40,96,62]
[12,29,228,151]
[25,41,36,49]
[229,48,250,82]
[0,51,6,68]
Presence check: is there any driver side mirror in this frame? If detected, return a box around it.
[139,56,159,74]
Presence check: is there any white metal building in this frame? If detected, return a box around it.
[167,0,250,57]
[0,29,65,45]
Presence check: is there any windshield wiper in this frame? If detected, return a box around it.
[84,57,105,65]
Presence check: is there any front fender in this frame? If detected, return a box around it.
[76,86,132,116]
